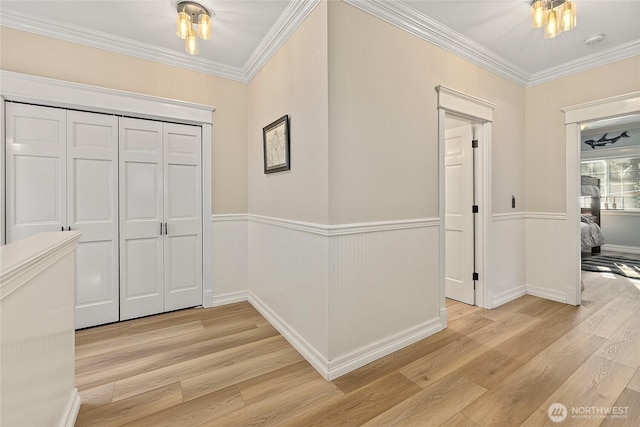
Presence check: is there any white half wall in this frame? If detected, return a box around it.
[525,213,570,303]
[0,231,81,427]
[248,217,331,361]
[211,214,249,306]
[491,213,526,307]
[212,214,443,379]
[327,221,442,378]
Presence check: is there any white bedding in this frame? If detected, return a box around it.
[581,215,605,251]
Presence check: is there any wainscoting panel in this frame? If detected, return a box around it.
[490,213,526,307]
[1,232,81,427]
[211,215,248,306]
[328,224,441,363]
[248,219,330,359]
[525,213,569,303]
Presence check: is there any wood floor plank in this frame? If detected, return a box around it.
[454,304,600,390]
[280,372,421,427]
[600,388,640,427]
[521,355,636,427]
[517,298,566,319]
[111,335,289,401]
[577,292,640,338]
[596,308,640,369]
[121,385,245,427]
[237,360,322,405]
[332,328,464,394]
[73,275,639,427]
[202,377,343,427]
[445,300,482,322]
[76,321,205,360]
[76,322,278,390]
[461,329,606,426]
[447,312,495,333]
[399,312,538,389]
[362,373,486,426]
[75,382,184,427]
[627,369,640,393]
[77,382,114,407]
[439,413,480,427]
[180,345,305,401]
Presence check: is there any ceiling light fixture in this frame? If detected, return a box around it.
[175,1,213,55]
[530,0,577,39]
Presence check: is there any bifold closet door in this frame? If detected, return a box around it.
[5,103,66,242]
[163,123,202,311]
[119,117,164,320]
[6,104,119,328]
[67,111,119,329]
[119,119,203,319]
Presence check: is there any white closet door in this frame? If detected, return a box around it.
[119,117,164,320]
[163,123,202,311]
[67,111,119,328]
[5,103,66,242]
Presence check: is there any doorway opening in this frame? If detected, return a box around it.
[563,91,640,306]
[578,113,640,308]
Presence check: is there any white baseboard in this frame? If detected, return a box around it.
[237,291,445,381]
[601,244,640,255]
[211,291,249,307]
[526,285,566,303]
[60,388,81,427]
[326,317,444,380]
[203,289,213,308]
[247,291,331,379]
[493,286,527,308]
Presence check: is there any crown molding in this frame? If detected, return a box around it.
[0,9,248,82]
[1,1,637,87]
[243,0,320,81]
[342,0,531,87]
[0,2,320,84]
[343,0,640,88]
[528,39,640,87]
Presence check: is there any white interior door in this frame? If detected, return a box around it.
[5,103,66,242]
[163,123,202,311]
[67,111,119,328]
[119,117,164,320]
[445,124,475,304]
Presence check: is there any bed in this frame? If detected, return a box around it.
[581,175,604,253]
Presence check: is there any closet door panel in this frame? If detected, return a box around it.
[5,103,66,242]
[163,123,202,310]
[119,118,164,320]
[67,111,119,328]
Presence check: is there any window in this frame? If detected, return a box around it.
[581,157,640,210]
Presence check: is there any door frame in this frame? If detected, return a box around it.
[437,85,495,312]
[562,91,640,305]
[0,70,215,308]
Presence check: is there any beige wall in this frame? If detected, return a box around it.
[327,1,525,223]
[524,56,640,213]
[247,2,329,224]
[0,26,248,215]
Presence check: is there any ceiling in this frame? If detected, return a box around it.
[0,0,638,85]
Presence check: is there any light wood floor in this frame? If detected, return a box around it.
[76,270,640,426]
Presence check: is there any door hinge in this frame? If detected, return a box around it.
[473,272,479,281]
[472,205,479,213]
[472,139,478,148]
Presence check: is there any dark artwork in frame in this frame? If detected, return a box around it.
[263,115,290,174]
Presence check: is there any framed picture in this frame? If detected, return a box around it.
[263,115,290,174]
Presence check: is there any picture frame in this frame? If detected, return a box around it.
[263,115,290,174]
